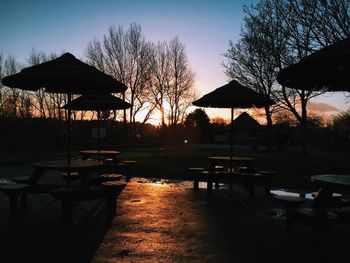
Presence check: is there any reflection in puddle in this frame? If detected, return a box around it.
[150,182,166,187]
[271,189,314,200]
[0,178,16,185]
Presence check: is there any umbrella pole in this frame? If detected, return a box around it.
[67,93,71,164]
[97,111,101,162]
[230,108,234,173]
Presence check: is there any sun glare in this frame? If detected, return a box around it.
[147,110,163,126]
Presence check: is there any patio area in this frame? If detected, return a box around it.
[2,164,349,262]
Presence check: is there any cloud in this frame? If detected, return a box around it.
[307,102,339,113]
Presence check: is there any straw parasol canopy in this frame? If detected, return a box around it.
[277,37,350,92]
[193,80,274,168]
[1,52,127,94]
[63,94,131,160]
[193,80,274,108]
[1,52,127,163]
[62,94,131,111]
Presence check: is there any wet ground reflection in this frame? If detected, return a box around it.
[94,179,343,263]
[270,189,315,200]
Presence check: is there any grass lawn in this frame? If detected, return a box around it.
[1,144,350,191]
[115,144,350,190]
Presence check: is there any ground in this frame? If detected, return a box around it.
[92,180,350,263]
[1,167,350,263]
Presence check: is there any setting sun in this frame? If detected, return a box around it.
[147,110,163,126]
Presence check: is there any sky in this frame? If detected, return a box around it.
[1,0,349,123]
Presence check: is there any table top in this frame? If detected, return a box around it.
[32,159,101,170]
[80,150,120,155]
[312,174,350,187]
[208,156,255,162]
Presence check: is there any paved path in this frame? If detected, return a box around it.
[92,180,349,263]
[1,172,349,263]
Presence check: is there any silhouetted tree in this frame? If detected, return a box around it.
[165,37,196,125]
[332,110,350,138]
[0,54,20,118]
[26,49,66,119]
[151,37,196,127]
[230,0,345,153]
[85,23,155,137]
[222,4,278,149]
[184,108,211,143]
[151,41,170,128]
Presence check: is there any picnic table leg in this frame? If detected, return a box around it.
[194,176,199,190]
[207,173,213,196]
[229,173,233,191]
[264,176,271,195]
[311,187,334,208]
[214,178,219,189]
[248,175,255,199]
[207,160,218,196]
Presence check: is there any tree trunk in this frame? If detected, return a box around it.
[265,106,273,151]
[300,98,308,155]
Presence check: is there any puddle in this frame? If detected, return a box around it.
[271,189,314,200]
[0,178,16,185]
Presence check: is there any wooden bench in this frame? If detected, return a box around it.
[102,161,136,182]
[311,192,343,207]
[188,167,205,190]
[0,183,29,221]
[101,181,127,218]
[273,193,340,241]
[50,185,104,225]
[60,172,80,184]
[250,170,276,197]
[120,161,136,181]
[99,173,123,182]
[12,175,64,208]
[102,158,117,165]
[329,206,350,223]
[273,194,305,236]
[201,170,243,194]
[294,208,338,244]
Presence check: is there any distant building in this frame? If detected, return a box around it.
[233,112,261,145]
[212,112,262,145]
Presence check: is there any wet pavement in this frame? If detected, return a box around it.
[92,179,350,263]
[1,172,350,263]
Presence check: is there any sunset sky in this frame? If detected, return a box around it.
[1,0,349,123]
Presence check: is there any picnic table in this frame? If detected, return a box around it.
[31,159,102,189]
[80,150,120,162]
[311,174,350,208]
[207,156,256,196]
[208,156,255,172]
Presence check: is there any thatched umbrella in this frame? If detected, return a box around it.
[1,52,127,163]
[193,80,275,169]
[63,94,131,160]
[277,37,350,92]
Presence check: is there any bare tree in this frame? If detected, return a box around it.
[165,37,195,125]
[85,23,154,136]
[289,0,350,47]
[222,17,277,132]
[23,49,69,120]
[0,54,21,118]
[227,0,340,152]
[223,0,287,148]
[151,41,170,128]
